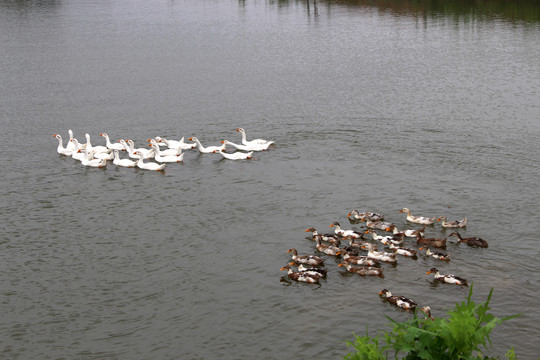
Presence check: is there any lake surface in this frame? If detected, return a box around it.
[1,0,539,359]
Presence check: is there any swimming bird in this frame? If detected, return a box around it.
[53,134,74,155]
[84,133,111,154]
[221,139,271,151]
[379,289,417,311]
[365,221,395,231]
[296,264,328,277]
[386,224,425,238]
[448,231,488,248]
[280,265,321,284]
[100,133,125,151]
[149,140,183,156]
[314,237,341,256]
[339,250,379,266]
[134,151,166,171]
[413,231,447,249]
[79,149,107,168]
[363,243,397,263]
[421,306,435,320]
[305,227,340,244]
[113,150,137,167]
[426,267,468,286]
[387,244,417,258]
[438,216,467,228]
[347,210,384,221]
[212,149,253,160]
[154,136,196,150]
[150,144,184,163]
[338,262,384,277]
[400,208,438,225]
[189,137,226,153]
[236,127,274,147]
[420,247,450,262]
[329,222,363,239]
[287,248,324,266]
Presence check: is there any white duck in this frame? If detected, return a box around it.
[148,139,183,156]
[134,151,166,171]
[80,149,107,168]
[236,128,274,147]
[113,150,137,167]
[53,134,74,155]
[100,133,125,151]
[155,136,196,150]
[213,149,253,160]
[363,243,397,263]
[84,133,111,154]
[189,137,226,154]
[121,139,155,159]
[329,222,363,239]
[150,144,184,163]
[221,139,271,152]
[400,208,438,225]
[66,129,77,152]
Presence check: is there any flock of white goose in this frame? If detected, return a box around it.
[53,128,275,171]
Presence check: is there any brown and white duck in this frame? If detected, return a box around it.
[365,220,395,231]
[426,267,468,286]
[339,249,379,266]
[338,263,384,277]
[388,244,417,258]
[448,231,488,248]
[329,222,363,239]
[280,265,321,283]
[314,237,341,256]
[347,210,385,222]
[437,216,467,228]
[305,227,340,244]
[363,243,397,263]
[287,248,325,266]
[420,247,451,262]
[413,231,447,249]
[420,306,435,320]
[296,264,328,278]
[386,224,425,238]
[379,289,417,311]
[400,208,438,225]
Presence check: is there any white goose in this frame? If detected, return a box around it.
[70,140,87,161]
[155,136,196,150]
[150,144,184,163]
[53,134,74,155]
[113,150,137,167]
[92,150,114,160]
[80,149,107,168]
[100,133,125,151]
[189,137,226,153]
[236,128,274,146]
[134,151,166,171]
[121,139,155,159]
[148,139,183,156]
[84,133,111,154]
[213,149,253,160]
[66,129,77,152]
[221,139,271,152]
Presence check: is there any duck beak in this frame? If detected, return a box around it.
[329,224,334,228]
[347,212,351,217]
[426,270,432,275]
[304,229,310,232]
[338,263,343,267]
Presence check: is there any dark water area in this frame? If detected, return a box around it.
[1,0,539,359]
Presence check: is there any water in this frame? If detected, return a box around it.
[1,0,539,359]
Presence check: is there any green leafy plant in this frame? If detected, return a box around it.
[344,286,519,360]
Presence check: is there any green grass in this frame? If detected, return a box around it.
[344,285,519,360]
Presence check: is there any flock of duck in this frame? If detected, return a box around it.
[53,128,275,170]
[281,208,489,316]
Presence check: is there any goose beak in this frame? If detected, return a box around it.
[236,128,240,132]
[188,137,193,141]
[53,134,58,137]
[221,140,225,143]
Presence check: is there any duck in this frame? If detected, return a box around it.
[212,149,253,160]
[280,265,321,284]
[347,210,384,222]
[421,306,435,320]
[53,134,74,155]
[113,150,137,168]
[338,262,384,277]
[150,144,184,163]
[339,249,378,266]
[189,137,226,153]
[329,222,363,239]
[154,136,197,150]
[305,227,340,244]
[400,208,438,225]
[149,140,183,156]
[448,231,488,248]
[386,224,425,238]
[296,264,328,277]
[79,149,107,168]
[437,216,467,228]
[100,133,125,151]
[363,243,397,263]
[84,133,111,154]
[413,231,447,249]
[236,127,274,147]
[387,244,417,258]
[314,237,341,256]
[420,247,450,262]
[134,151,166,171]
[341,235,367,249]
[365,229,403,246]
[379,289,417,311]
[221,139,271,151]
[426,267,468,286]
[287,248,325,266]
[365,220,395,231]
